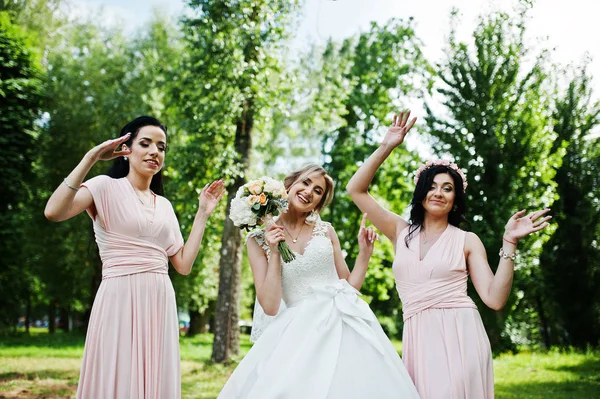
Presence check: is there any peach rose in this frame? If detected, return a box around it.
[248,195,261,206]
[247,181,263,195]
[259,193,268,205]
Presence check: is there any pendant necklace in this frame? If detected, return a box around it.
[283,222,305,243]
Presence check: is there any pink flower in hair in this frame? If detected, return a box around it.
[413,159,468,191]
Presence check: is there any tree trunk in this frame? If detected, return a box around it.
[48,302,56,334]
[532,270,551,349]
[209,312,216,334]
[212,103,254,363]
[187,308,202,337]
[211,190,244,362]
[199,308,211,334]
[197,300,215,334]
[25,293,31,334]
[536,292,551,349]
[59,307,69,333]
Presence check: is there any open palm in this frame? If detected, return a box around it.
[382,111,417,148]
[504,209,552,241]
[198,180,226,216]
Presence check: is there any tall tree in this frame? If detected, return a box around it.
[538,66,600,348]
[30,14,180,331]
[179,0,300,362]
[424,7,560,350]
[9,0,64,52]
[0,10,43,329]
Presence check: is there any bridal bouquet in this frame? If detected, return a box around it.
[229,177,296,262]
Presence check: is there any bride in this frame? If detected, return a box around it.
[218,164,420,399]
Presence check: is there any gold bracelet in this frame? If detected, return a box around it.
[63,178,79,192]
[499,247,516,261]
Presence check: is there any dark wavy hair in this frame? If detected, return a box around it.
[405,165,468,247]
[106,116,167,196]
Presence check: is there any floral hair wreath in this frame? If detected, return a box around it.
[414,159,468,191]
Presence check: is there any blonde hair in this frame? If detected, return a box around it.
[284,164,334,213]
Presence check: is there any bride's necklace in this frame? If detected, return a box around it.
[282,221,305,243]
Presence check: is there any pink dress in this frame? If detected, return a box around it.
[393,224,494,399]
[76,176,184,399]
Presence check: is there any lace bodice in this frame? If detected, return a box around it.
[248,219,339,305]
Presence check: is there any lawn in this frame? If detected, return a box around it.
[1,329,598,398]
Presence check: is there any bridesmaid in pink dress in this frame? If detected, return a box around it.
[347,111,551,399]
[44,116,225,399]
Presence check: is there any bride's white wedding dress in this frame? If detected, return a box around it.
[218,219,420,399]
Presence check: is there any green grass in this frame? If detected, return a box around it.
[1,329,599,399]
[494,349,600,399]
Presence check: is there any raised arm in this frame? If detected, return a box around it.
[329,214,379,290]
[346,111,417,243]
[44,133,132,222]
[467,209,551,310]
[170,180,226,275]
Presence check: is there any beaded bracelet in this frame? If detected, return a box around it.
[63,178,79,192]
[499,247,516,261]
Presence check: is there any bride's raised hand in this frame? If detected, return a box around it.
[381,110,417,149]
[357,213,378,257]
[86,133,133,163]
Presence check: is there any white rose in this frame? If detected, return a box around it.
[276,187,288,198]
[262,176,285,195]
[229,197,257,227]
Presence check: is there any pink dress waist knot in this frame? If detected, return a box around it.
[96,229,169,279]
[395,273,476,321]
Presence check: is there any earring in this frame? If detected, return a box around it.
[123,156,128,161]
[453,205,458,211]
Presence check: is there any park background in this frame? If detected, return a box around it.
[1,0,599,397]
